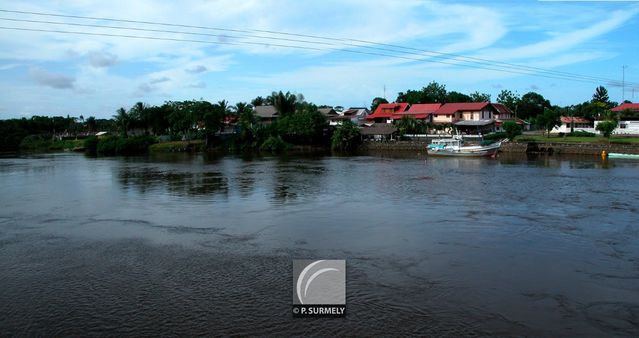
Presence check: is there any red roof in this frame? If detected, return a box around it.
[434,102,490,115]
[611,103,639,112]
[560,116,591,124]
[407,103,441,113]
[491,103,513,116]
[390,103,441,120]
[367,103,409,119]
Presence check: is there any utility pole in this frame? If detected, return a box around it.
[622,65,628,102]
[383,84,386,100]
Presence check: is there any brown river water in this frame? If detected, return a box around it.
[0,152,638,336]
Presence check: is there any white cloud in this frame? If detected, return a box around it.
[28,67,75,89]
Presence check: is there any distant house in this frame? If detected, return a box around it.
[433,102,497,134]
[318,108,338,119]
[254,105,278,124]
[552,116,595,134]
[329,107,370,126]
[492,103,529,131]
[360,123,398,141]
[392,103,441,122]
[595,102,639,135]
[366,103,409,123]
[612,102,639,114]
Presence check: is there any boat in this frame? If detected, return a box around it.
[608,152,639,159]
[427,136,501,157]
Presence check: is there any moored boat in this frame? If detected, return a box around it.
[427,136,501,157]
[608,152,639,159]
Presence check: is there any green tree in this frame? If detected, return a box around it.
[592,86,610,106]
[518,92,551,120]
[331,120,361,150]
[496,89,520,111]
[397,81,448,104]
[276,103,326,144]
[446,91,472,103]
[236,102,258,148]
[535,108,561,137]
[113,107,130,137]
[251,96,267,106]
[270,91,298,117]
[86,116,97,132]
[395,116,418,135]
[371,97,388,112]
[596,121,617,138]
[469,91,491,102]
[502,121,522,140]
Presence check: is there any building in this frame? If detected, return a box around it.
[318,108,338,119]
[492,103,530,131]
[329,107,370,126]
[392,103,441,122]
[433,102,497,134]
[254,105,278,124]
[360,123,398,141]
[551,116,595,134]
[594,103,639,135]
[366,103,409,123]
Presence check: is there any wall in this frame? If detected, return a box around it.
[361,140,639,155]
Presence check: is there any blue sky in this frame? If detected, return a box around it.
[0,0,638,119]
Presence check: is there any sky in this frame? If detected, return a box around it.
[0,0,638,119]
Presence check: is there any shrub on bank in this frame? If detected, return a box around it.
[483,132,507,141]
[260,135,290,152]
[567,131,596,137]
[95,135,157,155]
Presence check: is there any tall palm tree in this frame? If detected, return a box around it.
[113,107,129,137]
[271,91,297,117]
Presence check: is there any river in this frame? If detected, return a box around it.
[0,152,638,336]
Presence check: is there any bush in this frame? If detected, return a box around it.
[260,135,289,152]
[96,135,157,155]
[84,136,98,154]
[567,131,596,137]
[502,121,522,140]
[596,121,617,138]
[18,134,51,150]
[483,132,507,141]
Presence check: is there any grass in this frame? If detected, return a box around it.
[514,134,639,144]
[149,140,205,152]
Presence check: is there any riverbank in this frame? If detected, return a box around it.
[360,139,639,155]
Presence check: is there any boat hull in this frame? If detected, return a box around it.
[427,142,501,157]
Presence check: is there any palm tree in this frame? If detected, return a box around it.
[396,116,418,135]
[113,107,129,137]
[271,91,297,117]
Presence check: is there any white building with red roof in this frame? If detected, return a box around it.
[551,116,595,134]
[594,102,639,135]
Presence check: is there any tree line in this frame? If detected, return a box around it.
[0,91,361,153]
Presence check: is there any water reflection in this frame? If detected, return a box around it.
[117,165,229,197]
[1,152,638,336]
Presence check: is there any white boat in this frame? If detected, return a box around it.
[608,152,639,159]
[427,136,501,157]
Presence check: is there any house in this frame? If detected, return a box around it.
[318,107,338,119]
[433,102,497,134]
[611,102,639,114]
[329,107,370,126]
[254,105,278,124]
[595,102,639,135]
[360,123,398,141]
[492,103,530,131]
[392,103,441,122]
[366,102,410,123]
[551,116,595,134]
